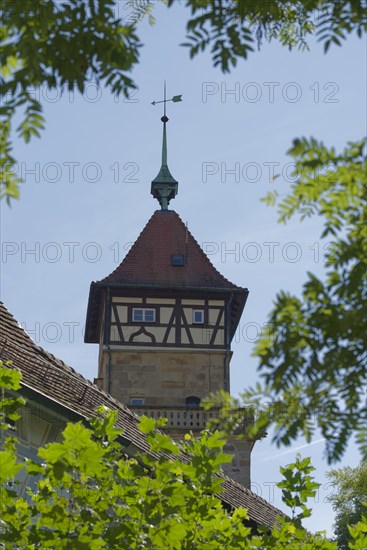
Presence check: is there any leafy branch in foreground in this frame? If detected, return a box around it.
[5,361,366,548]
[3,0,366,204]
[244,137,367,463]
[175,0,367,71]
[1,0,141,203]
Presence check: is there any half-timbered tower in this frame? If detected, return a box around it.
[85,100,254,486]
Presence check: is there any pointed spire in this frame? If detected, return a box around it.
[151,83,182,210]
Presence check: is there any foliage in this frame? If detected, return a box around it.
[347,511,367,550]
[2,0,367,203]
[21,0,361,82]
[0,361,26,486]
[0,360,25,431]
[176,0,367,71]
[128,0,167,26]
[326,461,367,549]
[243,137,367,463]
[1,0,141,203]
[278,455,320,528]
[3,361,365,548]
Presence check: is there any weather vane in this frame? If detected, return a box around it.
[151,81,182,119]
[150,82,182,211]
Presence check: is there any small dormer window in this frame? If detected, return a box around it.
[193,310,204,324]
[132,308,155,322]
[171,254,184,266]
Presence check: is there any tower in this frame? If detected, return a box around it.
[85,92,254,486]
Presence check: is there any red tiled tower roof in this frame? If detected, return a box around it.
[85,210,248,343]
[100,210,239,288]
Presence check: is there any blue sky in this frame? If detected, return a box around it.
[1,1,366,534]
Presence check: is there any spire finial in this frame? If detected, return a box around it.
[150,84,182,210]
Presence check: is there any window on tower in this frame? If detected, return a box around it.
[130,397,145,406]
[186,396,201,408]
[192,309,204,324]
[132,308,156,323]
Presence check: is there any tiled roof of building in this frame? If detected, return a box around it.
[85,210,248,343]
[0,301,283,529]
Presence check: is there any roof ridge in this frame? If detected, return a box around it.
[221,473,284,513]
[0,303,140,421]
[0,301,76,375]
[98,211,158,284]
